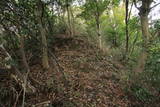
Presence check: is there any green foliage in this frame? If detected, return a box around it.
[129,84,154,102]
[144,39,160,88]
[125,37,160,103]
[101,6,125,47]
[154,20,160,29]
[78,0,110,43]
[80,0,110,20]
[79,2,125,48]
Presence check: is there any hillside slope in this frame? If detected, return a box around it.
[0,35,132,107]
[44,35,131,107]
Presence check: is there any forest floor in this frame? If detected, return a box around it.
[27,35,136,107]
[0,35,149,107]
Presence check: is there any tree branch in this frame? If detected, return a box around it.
[133,0,140,10]
[128,1,134,21]
[150,2,160,10]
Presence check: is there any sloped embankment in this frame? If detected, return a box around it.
[47,36,131,107]
[0,35,131,106]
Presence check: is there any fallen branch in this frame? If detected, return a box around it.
[31,100,51,107]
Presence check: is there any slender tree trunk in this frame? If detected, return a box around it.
[70,6,75,36]
[37,0,49,69]
[125,0,129,59]
[96,18,102,49]
[19,36,30,72]
[99,34,102,49]
[95,0,102,49]
[39,20,49,69]
[66,1,72,37]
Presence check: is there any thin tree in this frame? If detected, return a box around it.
[36,0,49,69]
[66,0,73,36]
[125,0,129,59]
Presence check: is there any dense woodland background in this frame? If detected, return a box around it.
[0,0,160,107]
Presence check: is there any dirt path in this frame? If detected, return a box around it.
[9,36,132,107]
[48,36,131,107]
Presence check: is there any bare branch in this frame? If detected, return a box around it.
[150,2,160,10]
[133,0,140,10]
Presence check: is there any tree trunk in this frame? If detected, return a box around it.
[95,0,102,49]
[39,20,49,69]
[98,32,102,49]
[37,0,49,69]
[125,0,129,59]
[70,6,75,36]
[135,1,151,72]
[19,36,30,72]
[96,20,102,49]
[66,1,72,37]
[135,15,149,72]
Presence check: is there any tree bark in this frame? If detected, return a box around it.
[95,0,102,49]
[135,15,149,72]
[125,0,129,59]
[66,0,72,37]
[134,0,152,72]
[96,18,102,49]
[37,0,49,69]
[39,19,49,69]
[70,6,75,36]
[19,36,30,72]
